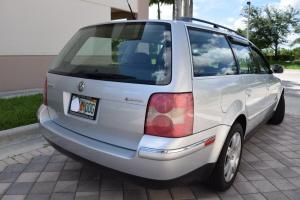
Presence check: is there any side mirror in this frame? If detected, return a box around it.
[272,64,284,73]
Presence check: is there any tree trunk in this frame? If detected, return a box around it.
[189,0,193,18]
[173,0,176,20]
[176,0,182,18]
[158,2,161,19]
[184,0,189,17]
[274,44,279,61]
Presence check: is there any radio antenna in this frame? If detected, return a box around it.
[126,0,136,20]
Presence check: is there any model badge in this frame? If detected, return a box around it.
[77,81,85,92]
[125,97,143,103]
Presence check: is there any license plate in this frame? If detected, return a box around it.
[68,94,99,120]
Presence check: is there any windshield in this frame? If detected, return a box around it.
[49,22,172,85]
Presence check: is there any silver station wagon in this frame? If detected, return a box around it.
[37,17,285,191]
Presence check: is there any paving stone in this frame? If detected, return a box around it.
[53,181,78,193]
[3,164,27,173]
[52,150,62,156]
[282,189,300,200]
[66,158,77,163]
[49,155,68,163]
[3,158,17,165]
[75,192,99,200]
[268,152,287,160]
[189,185,218,198]
[219,195,243,200]
[255,153,275,161]
[269,178,297,190]
[264,160,286,169]
[274,167,299,178]
[6,182,34,195]
[282,151,300,159]
[0,173,20,183]
[12,156,27,163]
[0,183,12,194]
[77,180,100,192]
[1,195,26,200]
[101,172,116,179]
[31,156,51,164]
[21,153,34,160]
[242,193,267,200]
[15,172,40,182]
[50,193,75,200]
[99,190,123,200]
[30,182,56,194]
[240,170,266,181]
[29,150,42,156]
[257,169,283,180]
[279,159,300,167]
[25,193,51,200]
[80,170,101,180]
[233,182,258,194]
[58,170,81,181]
[147,189,172,200]
[290,167,300,175]
[123,189,147,200]
[242,153,260,162]
[251,180,279,193]
[234,172,247,182]
[216,186,239,196]
[272,145,290,152]
[38,148,51,154]
[0,161,7,167]
[239,162,255,171]
[248,161,271,170]
[123,181,144,190]
[100,179,122,191]
[45,146,55,152]
[262,191,289,200]
[37,172,60,182]
[287,177,300,188]
[24,163,46,172]
[63,162,83,171]
[43,163,65,172]
[0,166,6,173]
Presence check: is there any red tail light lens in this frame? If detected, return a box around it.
[43,77,47,106]
[145,93,194,138]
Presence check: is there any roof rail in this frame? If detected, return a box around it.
[177,17,245,38]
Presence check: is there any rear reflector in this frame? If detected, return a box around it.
[43,77,47,106]
[145,93,194,138]
[204,138,215,146]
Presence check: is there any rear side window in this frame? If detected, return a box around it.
[187,28,237,77]
[49,22,172,85]
[251,49,269,74]
[231,44,259,74]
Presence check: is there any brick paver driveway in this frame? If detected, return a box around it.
[0,113,300,200]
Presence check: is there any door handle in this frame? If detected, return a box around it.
[245,89,252,97]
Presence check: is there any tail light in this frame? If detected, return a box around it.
[43,77,47,106]
[145,93,194,138]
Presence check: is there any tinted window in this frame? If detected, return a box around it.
[49,22,172,85]
[231,44,259,74]
[251,49,269,74]
[188,29,237,77]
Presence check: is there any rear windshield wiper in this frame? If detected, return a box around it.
[82,71,136,79]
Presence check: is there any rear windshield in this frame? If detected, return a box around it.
[49,22,172,85]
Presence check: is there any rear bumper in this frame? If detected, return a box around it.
[38,105,229,187]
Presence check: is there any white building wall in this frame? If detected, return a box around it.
[0,0,111,55]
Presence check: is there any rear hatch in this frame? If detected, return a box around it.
[46,22,172,150]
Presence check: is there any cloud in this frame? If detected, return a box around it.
[226,17,235,23]
[268,0,300,8]
[149,4,173,20]
[233,17,247,30]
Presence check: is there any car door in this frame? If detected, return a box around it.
[251,48,281,117]
[230,41,267,135]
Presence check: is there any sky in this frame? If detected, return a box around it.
[149,0,300,49]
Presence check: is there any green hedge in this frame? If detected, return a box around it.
[265,55,295,61]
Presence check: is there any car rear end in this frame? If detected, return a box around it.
[37,20,221,188]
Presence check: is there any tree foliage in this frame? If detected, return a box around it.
[240,5,300,60]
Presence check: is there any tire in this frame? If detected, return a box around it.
[205,122,243,191]
[268,94,285,125]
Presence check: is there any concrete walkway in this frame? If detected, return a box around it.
[0,88,42,99]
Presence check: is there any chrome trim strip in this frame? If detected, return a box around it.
[248,99,278,121]
[139,135,216,161]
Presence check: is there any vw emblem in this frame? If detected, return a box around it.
[77,81,85,92]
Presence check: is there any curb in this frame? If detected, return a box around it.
[0,123,43,148]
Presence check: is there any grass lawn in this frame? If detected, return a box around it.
[269,60,300,70]
[0,94,43,131]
